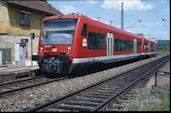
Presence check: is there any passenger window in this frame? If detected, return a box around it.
[137,41,142,50]
[81,24,87,36]
[114,39,133,51]
[145,43,149,49]
[88,32,105,49]
[150,44,155,50]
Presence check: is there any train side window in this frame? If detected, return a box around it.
[114,39,122,51]
[128,41,133,51]
[137,41,142,50]
[123,40,132,51]
[88,32,105,49]
[145,43,149,49]
[122,40,125,51]
[81,24,87,36]
[88,32,96,49]
[150,44,155,50]
[115,39,133,51]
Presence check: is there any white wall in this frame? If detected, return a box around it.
[0,51,2,65]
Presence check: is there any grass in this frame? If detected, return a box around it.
[126,85,170,111]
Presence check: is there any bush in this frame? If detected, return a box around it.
[127,86,170,111]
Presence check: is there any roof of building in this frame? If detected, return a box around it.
[7,0,62,15]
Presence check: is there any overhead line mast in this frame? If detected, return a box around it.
[121,2,124,30]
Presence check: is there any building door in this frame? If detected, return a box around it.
[107,33,113,57]
[134,38,137,54]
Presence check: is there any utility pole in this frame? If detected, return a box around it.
[30,33,35,66]
[110,20,112,26]
[121,2,124,30]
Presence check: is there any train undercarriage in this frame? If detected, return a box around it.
[32,53,71,74]
[32,53,157,75]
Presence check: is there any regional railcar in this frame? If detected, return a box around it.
[32,15,158,74]
[142,36,158,57]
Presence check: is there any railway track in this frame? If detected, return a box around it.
[24,55,169,112]
[0,75,45,86]
[0,75,68,95]
[101,67,162,111]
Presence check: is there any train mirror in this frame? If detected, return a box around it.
[30,33,35,39]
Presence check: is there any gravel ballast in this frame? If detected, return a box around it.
[0,52,169,112]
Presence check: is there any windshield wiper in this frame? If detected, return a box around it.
[45,35,49,41]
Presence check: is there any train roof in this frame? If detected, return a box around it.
[143,36,158,43]
[44,15,157,41]
[85,16,143,40]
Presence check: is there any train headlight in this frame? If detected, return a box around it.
[68,47,71,53]
[40,47,43,53]
[82,38,87,47]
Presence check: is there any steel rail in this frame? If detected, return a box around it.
[24,55,169,112]
[0,76,68,95]
[0,75,45,86]
[92,57,169,111]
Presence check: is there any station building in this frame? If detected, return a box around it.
[0,0,61,65]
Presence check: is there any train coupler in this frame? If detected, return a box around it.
[39,55,70,74]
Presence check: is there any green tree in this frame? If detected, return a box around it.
[137,33,144,36]
[151,37,155,39]
[40,0,48,4]
[40,0,52,6]
[158,46,170,52]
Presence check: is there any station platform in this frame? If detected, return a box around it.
[0,64,39,83]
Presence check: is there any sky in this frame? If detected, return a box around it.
[48,0,170,40]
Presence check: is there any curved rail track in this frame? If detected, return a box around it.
[0,76,68,95]
[24,55,169,112]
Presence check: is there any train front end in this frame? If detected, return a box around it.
[32,15,79,74]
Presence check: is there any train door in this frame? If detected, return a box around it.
[107,33,113,57]
[148,42,150,52]
[133,38,137,54]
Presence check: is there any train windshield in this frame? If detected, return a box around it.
[40,18,78,45]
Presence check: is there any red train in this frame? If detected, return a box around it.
[32,15,158,74]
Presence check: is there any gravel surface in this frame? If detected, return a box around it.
[0,52,169,112]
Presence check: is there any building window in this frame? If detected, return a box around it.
[20,11,31,26]
[20,13,24,24]
[88,32,105,49]
[25,14,29,25]
[114,39,133,51]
